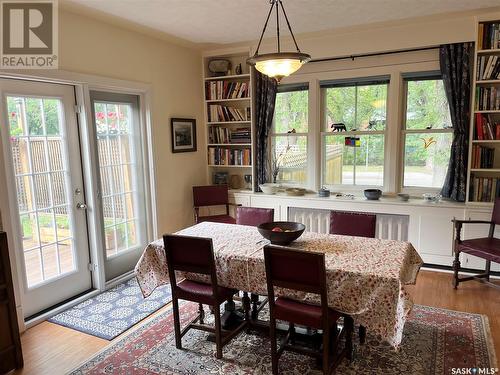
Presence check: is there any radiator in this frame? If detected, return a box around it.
[287,207,409,241]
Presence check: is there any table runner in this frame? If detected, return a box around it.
[135,222,423,348]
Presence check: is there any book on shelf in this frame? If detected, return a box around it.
[477,55,500,80]
[208,147,251,166]
[474,113,500,140]
[230,128,251,144]
[471,144,495,169]
[475,86,500,111]
[469,176,500,202]
[205,81,249,100]
[208,104,250,122]
[478,22,500,50]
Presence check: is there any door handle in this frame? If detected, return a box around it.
[76,202,88,210]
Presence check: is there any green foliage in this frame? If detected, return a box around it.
[274,90,308,133]
[7,97,60,137]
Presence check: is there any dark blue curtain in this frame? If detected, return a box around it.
[440,42,474,202]
[254,70,277,191]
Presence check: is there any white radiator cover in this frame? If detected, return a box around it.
[288,207,409,241]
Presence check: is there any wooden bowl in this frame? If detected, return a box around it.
[257,221,306,245]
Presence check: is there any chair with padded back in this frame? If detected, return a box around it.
[329,210,376,344]
[192,185,236,224]
[163,234,245,359]
[329,211,377,238]
[452,197,500,290]
[264,245,353,375]
[236,206,274,226]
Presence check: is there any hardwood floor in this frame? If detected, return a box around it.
[13,270,499,375]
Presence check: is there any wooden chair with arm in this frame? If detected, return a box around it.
[192,185,237,224]
[163,234,246,359]
[264,245,353,375]
[452,197,500,290]
[329,210,376,344]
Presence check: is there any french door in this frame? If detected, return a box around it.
[89,91,148,281]
[0,78,92,318]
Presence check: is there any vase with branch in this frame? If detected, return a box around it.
[268,144,290,184]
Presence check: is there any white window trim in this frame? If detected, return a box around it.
[399,74,453,196]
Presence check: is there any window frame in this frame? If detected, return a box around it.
[399,72,453,195]
[270,83,310,187]
[320,77,390,190]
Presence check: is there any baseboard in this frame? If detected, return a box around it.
[105,270,135,289]
[422,263,500,279]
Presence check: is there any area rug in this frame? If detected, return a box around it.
[69,302,497,374]
[49,278,171,340]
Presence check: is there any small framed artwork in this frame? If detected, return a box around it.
[171,118,197,153]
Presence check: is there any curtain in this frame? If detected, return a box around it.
[440,42,474,202]
[254,70,278,191]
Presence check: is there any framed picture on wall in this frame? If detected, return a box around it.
[171,118,197,153]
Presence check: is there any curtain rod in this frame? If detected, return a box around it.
[310,45,441,63]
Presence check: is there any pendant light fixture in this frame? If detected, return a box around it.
[247,0,311,82]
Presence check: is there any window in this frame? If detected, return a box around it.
[321,78,389,187]
[402,76,452,189]
[271,84,308,185]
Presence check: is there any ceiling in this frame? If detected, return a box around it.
[63,0,499,45]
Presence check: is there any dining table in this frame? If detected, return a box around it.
[134,221,423,349]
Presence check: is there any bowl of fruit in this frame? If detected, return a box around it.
[257,221,306,245]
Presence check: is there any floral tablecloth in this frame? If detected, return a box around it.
[135,222,423,348]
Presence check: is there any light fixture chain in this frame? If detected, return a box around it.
[276,0,280,53]
[278,0,301,52]
[254,0,276,56]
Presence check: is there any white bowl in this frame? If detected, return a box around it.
[259,183,278,194]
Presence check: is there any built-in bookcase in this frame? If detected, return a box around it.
[202,50,255,191]
[467,14,500,204]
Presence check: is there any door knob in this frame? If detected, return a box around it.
[76,202,88,210]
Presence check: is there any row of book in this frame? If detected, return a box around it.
[208,147,251,166]
[205,81,249,100]
[471,145,495,169]
[474,114,500,140]
[475,86,500,111]
[476,55,500,80]
[469,176,500,202]
[208,126,251,144]
[208,104,250,122]
[478,22,500,50]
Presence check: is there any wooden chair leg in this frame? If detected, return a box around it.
[358,325,366,344]
[289,323,295,345]
[198,303,204,324]
[322,326,330,375]
[452,251,461,289]
[213,303,223,359]
[172,297,182,349]
[270,317,279,375]
[485,260,491,282]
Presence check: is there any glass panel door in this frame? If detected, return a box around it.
[90,91,147,281]
[1,78,92,318]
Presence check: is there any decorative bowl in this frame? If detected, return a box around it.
[318,187,331,197]
[397,193,410,201]
[286,187,306,196]
[259,183,279,194]
[364,189,382,200]
[257,221,306,245]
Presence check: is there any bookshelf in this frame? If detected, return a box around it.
[467,14,500,204]
[202,50,255,191]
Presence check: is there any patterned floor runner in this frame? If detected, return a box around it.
[70,302,497,374]
[49,278,171,340]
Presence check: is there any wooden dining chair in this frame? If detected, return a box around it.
[329,210,376,344]
[452,197,500,290]
[264,245,353,375]
[329,211,377,238]
[192,185,237,224]
[163,234,245,359]
[236,206,274,226]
